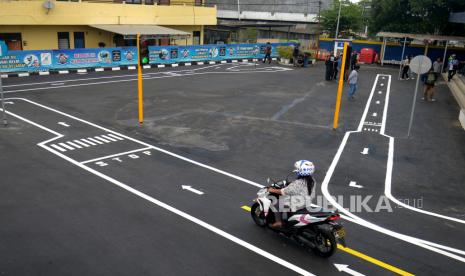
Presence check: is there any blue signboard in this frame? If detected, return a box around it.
[0,47,138,72]
[0,40,7,57]
[148,43,295,64]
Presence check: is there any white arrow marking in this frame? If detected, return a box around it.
[349,181,363,189]
[334,264,365,276]
[375,100,380,104]
[361,148,369,155]
[372,113,377,117]
[181,185,204,195]
[57,122,70,127]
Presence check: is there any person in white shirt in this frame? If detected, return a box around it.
[348,65,360,100]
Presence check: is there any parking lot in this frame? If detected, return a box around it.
[1,61,464,275]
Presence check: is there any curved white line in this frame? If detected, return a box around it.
[320,75,465,263]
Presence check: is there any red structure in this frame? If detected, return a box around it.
[359,48,377,64]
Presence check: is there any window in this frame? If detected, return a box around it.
[0,33,22,50]
[158,0,170,5]
[195,0,202,6]
[193,31,201,45]
[73,32,85,48]
[57,32,70,49]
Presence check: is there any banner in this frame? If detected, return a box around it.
[148,43,295,64]
[0,47,138,73]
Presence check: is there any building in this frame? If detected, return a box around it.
[203,0,331,49]
[0,0,216,51]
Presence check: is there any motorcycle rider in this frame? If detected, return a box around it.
[268,160,315,228]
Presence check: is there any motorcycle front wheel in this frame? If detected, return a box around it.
[310,230,337,258]
[251,202,266,227]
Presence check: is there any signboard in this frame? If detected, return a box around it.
[0,40,7,57]
[409,55,432,74]
[0,47,138,72]
[148,43,294,64]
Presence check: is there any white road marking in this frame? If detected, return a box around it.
[50,144,67,152]
[94,136,111,143]
[334,264,365,276]
[74,139,90,147]
[39,71,50,76]
[57,121,70,127]
[51,83,65,86]
[181,185,204,195]
[197,62,204,65]
[378,91,382,94]
[100,134,118,142]
[112,67,121,71]
[361,148,369,155]
[95,68,104,72]
[380,83,384,86]
[107,133,124,140]
[80,147,152,164]
[349,181,363,188]
[128,66,136,70]
[80,138,97,146]
[372,113,377,117]
[59,142,75,150]
[66,141,82,149]
[58,70,69,74]
[4,99,316,276]
[4,101,14,105]
[376,101,380,104]
[87,137,104,145]
[185,63,191,66]
[320,75,465,263]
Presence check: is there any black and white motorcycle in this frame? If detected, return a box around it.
[250,177,346,258]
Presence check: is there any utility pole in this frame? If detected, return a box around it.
[335,0,342,40]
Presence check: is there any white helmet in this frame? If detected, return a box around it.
[293,160,315,176]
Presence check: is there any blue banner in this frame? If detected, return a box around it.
[0,40,7,57]
[148,43,295,64]
[0,47,138,73]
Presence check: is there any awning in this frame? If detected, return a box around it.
[376,32,465,42]
[90,24,191,38]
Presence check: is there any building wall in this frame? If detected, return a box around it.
[0,1,216,26]
[0,25,113,50]
[205,0,330,14]
[167,25,204,45]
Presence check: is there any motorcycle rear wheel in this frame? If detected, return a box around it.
[251,202,266,227]
[311,230,337,258]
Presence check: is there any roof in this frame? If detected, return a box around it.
[90,25,190,37]
[376,32,465,42]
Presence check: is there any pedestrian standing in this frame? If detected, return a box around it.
[350,51,357,70]
[422,69,437,102]
[333,55,340,80]
[293,44,300,67]
[448,54,458,82]
[325,55,333,81]
[432,57,443,78]
[401,56,410,80]
[263,42,272,64]
[347,65,360,100]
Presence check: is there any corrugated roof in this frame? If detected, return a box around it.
[90,25,190,36]
[377,32,465,41]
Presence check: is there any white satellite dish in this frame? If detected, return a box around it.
[43,0,55,14]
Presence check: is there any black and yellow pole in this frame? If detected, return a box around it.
[136,33,144,124]
[332,42,348,130]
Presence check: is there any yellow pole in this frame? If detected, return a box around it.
[137,33,144,124]
[332,42,348,130]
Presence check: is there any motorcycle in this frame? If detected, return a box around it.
[250,177,346,258]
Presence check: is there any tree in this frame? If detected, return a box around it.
[320,0,364,38]
[370,0,465,36]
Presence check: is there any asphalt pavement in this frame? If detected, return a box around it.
[1,61,464,276]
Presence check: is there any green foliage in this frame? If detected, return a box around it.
[320,0,364,37]
[277,46,293,59]
[370,0,465,36]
